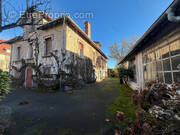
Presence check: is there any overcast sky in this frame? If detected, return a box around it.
[0,0,174,68]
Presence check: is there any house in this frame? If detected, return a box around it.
[6,9,108,88]
[119,0,180,90]
[0,40,11,72]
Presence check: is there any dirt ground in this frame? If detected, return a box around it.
[0,79,119,135]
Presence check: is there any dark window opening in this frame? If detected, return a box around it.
[45,37,52,56]
[17,47,21,60]
[79,42,84,57]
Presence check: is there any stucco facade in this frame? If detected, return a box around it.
[0,54,10,72]
[65,25,107,81]
[8,13,107,87]
[0,41,11,72]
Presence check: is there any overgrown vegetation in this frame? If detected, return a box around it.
[118,66,134,84]
[0,69,10,99]
[104,78,137,134]
[130,82,180,135]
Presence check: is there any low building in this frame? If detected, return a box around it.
[0,40,11,72]
[119,0,180,90]
[6,10,108,88]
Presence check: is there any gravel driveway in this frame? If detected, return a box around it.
[0,80,119,135]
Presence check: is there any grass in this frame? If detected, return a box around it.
[104,78,137,131]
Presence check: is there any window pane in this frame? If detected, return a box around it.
[170,40,180,56]
[157,61,162,71]
[143,55,147,64]
[155,49,161,60]
[173,72,180,83]
[163,59,171,71]
[164,72,172,84]
[161,46,169,59]
[150,52,155,61]
[144,71,148,81]
[45,37,52,55]
[147,52,154,62]
[158,72,163,83]
[147,63,152,80]
[171,56,180,70]
[152,62,156,72]
[17,47,21,60]
[29,45,33,58]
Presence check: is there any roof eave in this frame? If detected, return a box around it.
[38,16,108,59]
[118,0,179,65]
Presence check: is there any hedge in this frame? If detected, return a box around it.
[0,69,10,99]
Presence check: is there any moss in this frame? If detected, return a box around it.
[104,79,137,131]
[102,78,119,91]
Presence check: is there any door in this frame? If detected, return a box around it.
[26,68,33,87]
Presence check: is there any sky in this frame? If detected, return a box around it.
[0,0,174,68]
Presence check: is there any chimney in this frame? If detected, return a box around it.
[85,21,91,39]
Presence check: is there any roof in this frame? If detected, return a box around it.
[38,16,108,59]
[0,39,11,55]
[119,0,180,64]
[5,36,23,44]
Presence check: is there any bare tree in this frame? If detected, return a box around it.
[109,35,138,62]
[0,0,51,32]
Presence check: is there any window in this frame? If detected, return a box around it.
[93,51,96,64]
[79,42,84,57]
[170,40,180,56]
[129,59,136,82]
[143,39,180,84]
[44,37,52,56]
[171,56,180,70]
[29,44,33,58]
[173,72,180,83]
[164,73,172,84]
[163,59,171,71]
[17,47,21,60]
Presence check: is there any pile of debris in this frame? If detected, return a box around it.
[135,82,180,134]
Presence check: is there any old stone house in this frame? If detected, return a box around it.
[0,40,11,72]
[7,10,107,88]
[119,0,180,90]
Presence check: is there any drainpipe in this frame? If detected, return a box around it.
[167,0,180,22]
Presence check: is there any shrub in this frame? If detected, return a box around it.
[0,69,10,99]
[118,66,134,84]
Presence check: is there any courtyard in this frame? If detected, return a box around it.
[0,79,123,135]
